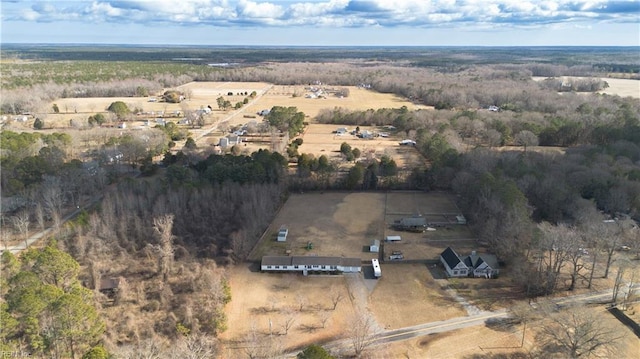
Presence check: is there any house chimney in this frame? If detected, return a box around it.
[471,251,477,256]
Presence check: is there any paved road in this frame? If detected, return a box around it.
[278,284,638,358]
[3,191,106,254]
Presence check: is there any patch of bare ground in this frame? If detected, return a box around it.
[369,264,466,330]
[219,264,356,357]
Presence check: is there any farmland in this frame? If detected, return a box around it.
[224,191,479,357]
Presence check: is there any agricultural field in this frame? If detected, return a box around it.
[250,192,472,262]
[531,76,640,98]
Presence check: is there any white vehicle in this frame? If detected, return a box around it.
[372,259,382,278]
[399,139,416,146]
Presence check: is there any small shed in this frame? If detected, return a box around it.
[370,239,380,253]
[277,226,289,242]
[456,215,467,224]
[386,235,402,242]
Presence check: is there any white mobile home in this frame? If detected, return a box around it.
[261,256,362,276]
[386,235,402,242]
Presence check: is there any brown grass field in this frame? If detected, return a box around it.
[223,192,507,357]
[531,76,640,98]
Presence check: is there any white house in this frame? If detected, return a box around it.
[261,256,362,276]
[440,247,500,278]
[440,247,470,277]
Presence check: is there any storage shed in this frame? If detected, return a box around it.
[386,235,402,242]
[370,239,380,253]
[277,226,289,242]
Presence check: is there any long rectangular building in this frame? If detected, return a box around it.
[261,255,362,275]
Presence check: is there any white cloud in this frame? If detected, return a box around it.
[4,0,638,29]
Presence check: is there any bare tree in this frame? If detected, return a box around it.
[153,214,175,283]
[34,202,45,231]
[41,175,64,230]
[537,305,625,358]
[170,333,218,359]
[347,310,378,357]
[267,295,279,313]
[600,220,623,278]
[296,293,306,312]
[562,228,587,291]
[329,286,344,310]
[10,210,30,248]
[612,262,628,303]
[280,309,296,335]
[319,310,331,329]
[514,130,538,153]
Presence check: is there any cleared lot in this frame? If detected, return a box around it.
[224,192,487,356]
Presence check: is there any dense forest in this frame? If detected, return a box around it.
[1,46,639,357]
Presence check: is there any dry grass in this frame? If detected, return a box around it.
[531,76,640,98]
[369,264,466,329]
[219,264,355,357]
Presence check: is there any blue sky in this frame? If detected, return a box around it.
[1,0,639,46]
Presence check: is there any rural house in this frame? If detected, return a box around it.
[261,256,362,276]
[463,251,500,278]
[440,247,500,278]
[440,247,469,277]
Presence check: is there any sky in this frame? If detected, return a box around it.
[1,0,639,46]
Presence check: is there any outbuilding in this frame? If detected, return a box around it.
[370,239,380,253]
[386,235,402,242]
[277,226,288,242]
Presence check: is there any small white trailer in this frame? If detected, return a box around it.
[372,258,382,278]
[385,235,402,242]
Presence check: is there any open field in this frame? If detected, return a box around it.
[531,76,640,98]
[35,81,426,129]
[298,124,427,169]
[251,192,472,262]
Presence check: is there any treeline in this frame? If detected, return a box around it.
[1,60,629,115]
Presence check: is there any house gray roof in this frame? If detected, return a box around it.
[462,252,499,270]
[440,247,462,268]
[262,256,362,267]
